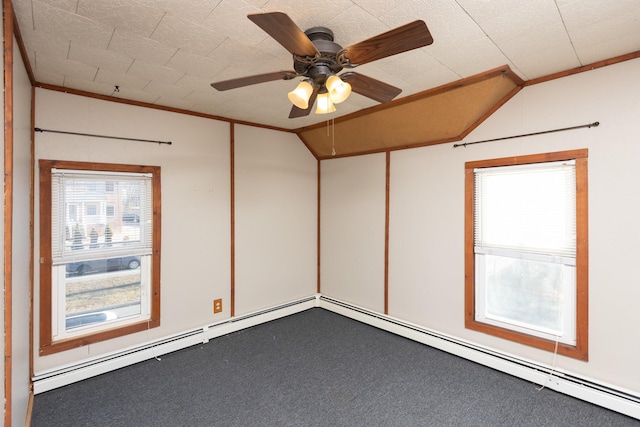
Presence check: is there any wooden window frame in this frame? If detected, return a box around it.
[464,149,588,361]
[39,159,162,355]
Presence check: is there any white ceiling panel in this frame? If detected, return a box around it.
[142,80,192,100]
[150,15,227,56]
[68,44,134,74]
[166,50,228,80]
[63,76,120,97]
[107,29,177,66]
[22,30,70,62]
[35,54,98,81]
[207,38,279,74]
[14,0,640,130]
[127,60,185,86]
[112,88,161,105]
[36,0,78,14]
[94,68,149,92]
[352,0,412,20]
[76,0,165,38]
[509,45,581,79]
[200,0,266,46]
[32,1,114,50]
[133,0,222,25]
[32,69,65,87]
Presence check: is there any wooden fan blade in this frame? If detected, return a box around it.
[341,72,402,104]
[289,86,319,118]
[341,20,433,66]
[211,71,297,91]
[248,12,320,57]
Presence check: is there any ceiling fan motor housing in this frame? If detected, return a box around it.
[294,27,344,84]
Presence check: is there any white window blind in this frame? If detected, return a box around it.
[474,161,576,259]
[51,169,153,264]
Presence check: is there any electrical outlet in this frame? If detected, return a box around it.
[213,298,223,314]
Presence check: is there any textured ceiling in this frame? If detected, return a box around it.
[12,0,640,131]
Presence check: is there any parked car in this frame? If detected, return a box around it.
[66,311,117,329]
[66,256,141,276]
[122,213,140,223]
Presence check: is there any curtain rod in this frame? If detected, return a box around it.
[34,127,172,145]
[452,121,599,148]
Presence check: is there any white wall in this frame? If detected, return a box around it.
[320,154,386,312]
[234,125,317,314]
[32,90,316,373]
[321,58,640,394]
[12,35,34,426]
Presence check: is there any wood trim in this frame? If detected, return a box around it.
[150,166,162,325]
[314,135,463,160]
[464,149,589,361]
[230,123,235,318]
[464,165,475,332]
[29,86,35,382]
[4,0,14,423]
[295,66,522,134]
[37,162,52,355]
[39,321,159,356]
[34,83,297,135]
[24,392,34,426]
[317,159,321,294]
[465,148,588,169]
[524,50,640,87]
[456,85,523,141]
[11,7,34,86]
[574,156,589,359]
[38,159,162,355]
[296,132,320,161]
[384,152,390,315]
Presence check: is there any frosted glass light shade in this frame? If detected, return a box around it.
[288,81,314,109]
[326,75,352,104]
[315,91,336,114]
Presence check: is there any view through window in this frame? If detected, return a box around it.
[464,150,588,360]
[39,160,161,355]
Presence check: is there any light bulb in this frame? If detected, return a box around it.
[315,92,336,114]
[288,81,313,109]
[326,75,352,104]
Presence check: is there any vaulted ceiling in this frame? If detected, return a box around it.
[12,0,640,157]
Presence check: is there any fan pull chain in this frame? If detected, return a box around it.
[325,119,337,156]
[331,118,336,156]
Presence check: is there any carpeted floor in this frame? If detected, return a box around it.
[32,308,639,426]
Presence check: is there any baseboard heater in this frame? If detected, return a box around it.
[32,295,318,394]
[33,294,640,420]
[317,295,640,420]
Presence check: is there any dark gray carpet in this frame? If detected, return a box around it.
[32,308,639,426]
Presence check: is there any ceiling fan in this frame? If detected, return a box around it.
[210,12,433,118]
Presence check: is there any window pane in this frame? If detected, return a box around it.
[52,172,152,262]
[475,162,576,257]
[483,254,564,334]
[40,160,161,354]
[64,260,143,331]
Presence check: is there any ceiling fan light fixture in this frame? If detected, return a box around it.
[326,75,351,104]
[315,91,336,114]
[288,80,314,109]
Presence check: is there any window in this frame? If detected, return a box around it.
[85,204,98,216]
[39,160,161,355]
[465,149,588,360]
